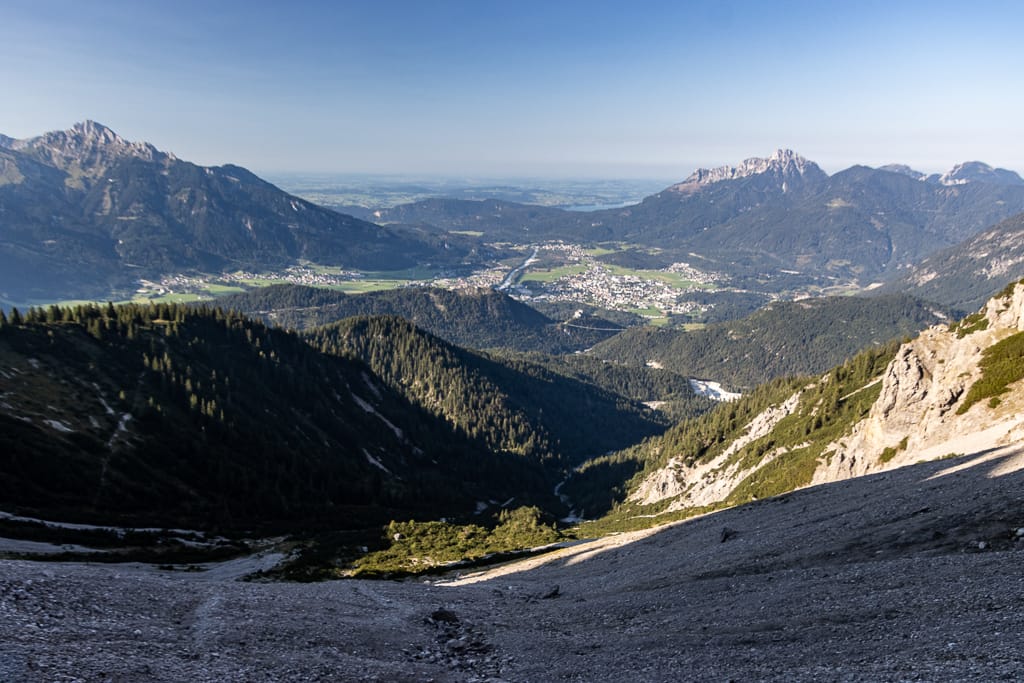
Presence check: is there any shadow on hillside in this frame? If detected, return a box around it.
[455,444,1024,585]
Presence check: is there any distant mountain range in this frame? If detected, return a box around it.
[358,150,1024,290]
[0,122,466,303]
[880,161,1024,186]
[5,122,1024,315]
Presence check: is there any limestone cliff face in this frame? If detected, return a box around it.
[629,281,1024,511]
[629,393,803,509]
[814,281,1024,483]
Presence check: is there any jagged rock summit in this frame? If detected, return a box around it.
[878,163,927,180]
[879,160,1024,186]
[939,160,1024,186]
[1,120,171,175]
[669,148,828,194]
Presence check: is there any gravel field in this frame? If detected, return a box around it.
[3,445,1024,682]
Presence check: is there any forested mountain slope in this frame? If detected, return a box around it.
[0,304,555,529]
[362,152,1024,289]
[306,316,666,469]
[218,284,621,352]
[588,294,948,389]
[880,211,1024,312]
[492,350,716,422]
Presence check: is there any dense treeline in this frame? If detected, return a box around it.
[0,303,556,530]
[217,284,621,352]
[590,294,945,389]
[495,351,716,422]
[527,300,644,328]
[306,316,666,470]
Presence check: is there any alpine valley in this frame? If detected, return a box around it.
[5,123,1024,681]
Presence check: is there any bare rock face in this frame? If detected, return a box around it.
[631,281,1024,511]
[7,120,171,178]
[669,149,828,194]
[814,281,1024,483]
[630,392,803,509]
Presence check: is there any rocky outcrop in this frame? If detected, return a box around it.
[5,120,172,177]
[814,281,1024,483]
[629,281,1024,511]
[669,149,828,194]
[629,392,803,508]
[938,161,1024,187]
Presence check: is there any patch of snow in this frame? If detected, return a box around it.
[352,394,404,440]
[352,394,375,413]
[361,372,383,401]
[0,538,103,555]
[645,360,664,370]
[0,510,208,538]
[27,358,41,369]
[362,448,392,475]
[689,379,741,402]
[107,413,132,449]
[93,383,117,415]
[474,501,489,515]
[43,419,74,433]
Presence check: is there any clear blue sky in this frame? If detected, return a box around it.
[3,0,1022,179]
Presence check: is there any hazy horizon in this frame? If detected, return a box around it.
[4,0,1023,178]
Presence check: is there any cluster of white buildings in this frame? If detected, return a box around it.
[536,264,705,316]
[141,242,722,320]
[227,265,361,287]
[502,243,721,317]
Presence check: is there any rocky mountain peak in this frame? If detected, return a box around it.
[69,120,122,145]
[879,163,926,180]
[6,120,171,173]
[669,149,827,194]
[938,161,1024,187]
